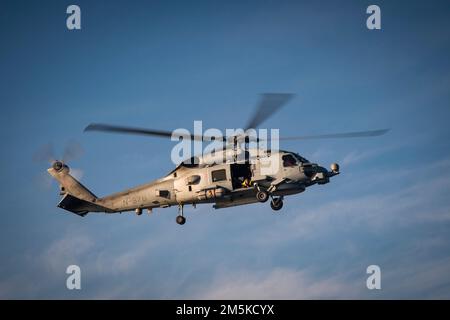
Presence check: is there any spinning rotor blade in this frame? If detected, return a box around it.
[33,141,85,164]
[32,143,56,163]
[275,129,390,141]
[33,141,85,190]
[84,123,227,141]
[62,140,84,163]
[245,93,294,130]
[84,95,388,143]
[33,171,53,190]
[85,123,173,138]
[84,94,294,141]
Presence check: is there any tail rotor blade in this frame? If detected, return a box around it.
[62,140,84,163]
[32,143,55,164]
[33,171,54,190]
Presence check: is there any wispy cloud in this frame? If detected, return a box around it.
[42,233,94,273]
[192,267,360,299]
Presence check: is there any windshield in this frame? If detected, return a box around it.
[282,154,297,167]
[293,153,309,163]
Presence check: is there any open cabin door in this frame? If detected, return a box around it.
[230,163,253,190]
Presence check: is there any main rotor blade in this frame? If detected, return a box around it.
[85,123,174,138]
[245,93,294,130]
[276,129,390,141]
[84,123,226,141]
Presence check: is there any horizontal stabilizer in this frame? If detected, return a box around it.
[58,194,111,216]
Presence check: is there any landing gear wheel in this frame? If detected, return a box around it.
[270,198,283,211]
[256,190,269,203]
[176,215,186,225]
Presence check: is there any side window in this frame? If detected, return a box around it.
[282,155,297,167]
[212,169,227,182]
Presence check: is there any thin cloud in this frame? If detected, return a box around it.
[192,267,360,299]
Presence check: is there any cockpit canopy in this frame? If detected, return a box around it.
[281,152,309,167]
[293,153,309,163]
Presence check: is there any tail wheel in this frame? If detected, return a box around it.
[176,215,186,225]
[270,198,283,211]
[256,190,269,203]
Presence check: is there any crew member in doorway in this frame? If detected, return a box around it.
[242,177,251,188]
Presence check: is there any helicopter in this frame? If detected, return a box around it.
[47,94,388,225]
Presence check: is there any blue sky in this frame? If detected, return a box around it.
[1,0,450,298]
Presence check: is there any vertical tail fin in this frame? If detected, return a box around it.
[47,161,97,202]
[47,161,113,216]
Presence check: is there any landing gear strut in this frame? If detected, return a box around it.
[270,197,283,211]
[176,204,186,225]
[254,184,269,203]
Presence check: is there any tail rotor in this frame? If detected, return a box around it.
[33,141,85,189]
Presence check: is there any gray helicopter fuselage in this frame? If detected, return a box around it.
[48,148,339,216]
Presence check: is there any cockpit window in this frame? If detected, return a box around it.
[293,153,309,163]
[282,154,297,167]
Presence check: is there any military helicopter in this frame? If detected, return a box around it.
[47,94,388,225]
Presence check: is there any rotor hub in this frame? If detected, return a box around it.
[52,160,65,172]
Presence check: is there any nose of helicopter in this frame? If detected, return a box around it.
[330,163,339,174]
[309,163,339,185]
